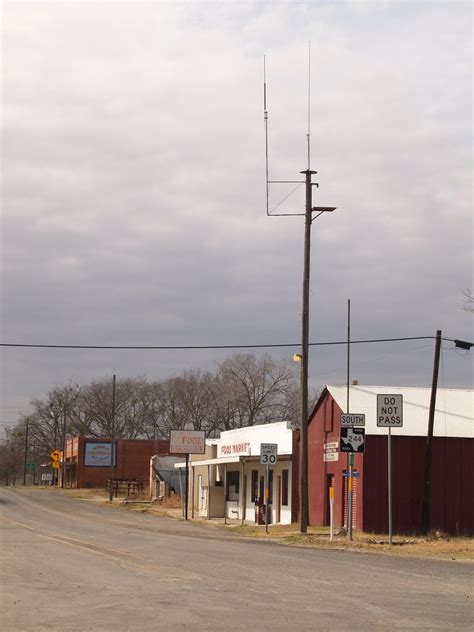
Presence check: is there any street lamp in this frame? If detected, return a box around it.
[299,168,336,534]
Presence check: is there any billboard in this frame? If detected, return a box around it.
[84,442,116,467]
[169,430,206,455]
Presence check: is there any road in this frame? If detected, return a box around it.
[0,488,472,631]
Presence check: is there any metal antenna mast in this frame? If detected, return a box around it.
[307,41,311,170]
[263,44,337,534]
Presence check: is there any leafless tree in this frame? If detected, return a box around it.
[462,288,474,312]
[216,354,298,430]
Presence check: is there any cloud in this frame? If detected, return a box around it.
[1,1,472,429]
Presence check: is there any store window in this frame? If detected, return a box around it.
[282,469,289,506]
[226,470,240,501]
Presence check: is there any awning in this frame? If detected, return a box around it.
[174,454,292,468]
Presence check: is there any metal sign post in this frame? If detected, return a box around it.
[339,425,365,540]
[329,486,335,542]
[377,394,403,545]
[260,444,277,533]
[348,452,354,541]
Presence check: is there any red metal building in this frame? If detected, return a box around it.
[63,437,170,488]
[294,385,473,535]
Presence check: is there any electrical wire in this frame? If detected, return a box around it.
[0,335,444,350]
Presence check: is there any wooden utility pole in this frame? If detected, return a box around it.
[299,168,316,533]
[108,374,116,502]
[61,403,67,488]
[421,330,442,535]
[22,417,29,486]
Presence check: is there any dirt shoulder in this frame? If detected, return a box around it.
[33,487,474,561]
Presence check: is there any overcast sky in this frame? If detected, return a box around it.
[1,1,472,433]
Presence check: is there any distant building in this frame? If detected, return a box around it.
[294,385,473,535]
[63,437,170,488]
[150,454,183,500]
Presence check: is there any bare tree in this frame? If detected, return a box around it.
[462,288,474,312]
[216,354,298,430]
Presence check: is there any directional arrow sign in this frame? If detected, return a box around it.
[50,449,61,462]
[340,427,365,453]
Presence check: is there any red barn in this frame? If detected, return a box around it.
[294,385,473,535]
[63,437,170,489]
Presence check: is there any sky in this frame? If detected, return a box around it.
[1,0,472,433]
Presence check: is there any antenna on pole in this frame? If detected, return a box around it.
[307,41,311,170]
[264,55,270,215]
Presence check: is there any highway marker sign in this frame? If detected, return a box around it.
[340,427,365,453]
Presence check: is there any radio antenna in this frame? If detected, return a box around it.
[264,55,270,215]
[263,54,305,217]
[307,41,311,170]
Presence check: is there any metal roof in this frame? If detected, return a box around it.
[325,385,473,438]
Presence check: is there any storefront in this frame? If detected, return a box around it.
[180,421,295,525]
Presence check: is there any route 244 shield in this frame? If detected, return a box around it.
[340,427,365,453]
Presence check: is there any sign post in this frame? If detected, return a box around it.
[339,424,365,540]
[329,486,335,542]
[377,394,403,545]
[260,444,277,534]
[170,430,206,521]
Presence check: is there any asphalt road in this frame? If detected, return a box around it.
[0,488,472,631]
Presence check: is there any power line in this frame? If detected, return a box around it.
[0,336,442,350]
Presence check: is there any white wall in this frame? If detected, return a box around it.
[224,460,292,525]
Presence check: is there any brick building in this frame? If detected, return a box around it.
[63,437,170,488]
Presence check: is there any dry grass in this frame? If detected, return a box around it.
[225,523,474,560]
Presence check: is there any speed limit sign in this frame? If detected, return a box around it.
[260,443,278,465]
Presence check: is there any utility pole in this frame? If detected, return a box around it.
[109,374,116,502]
[22,417,29,486]
[263,50,336,534]
[299,168,316,533]
[61,402,67,489]
[421,330,442,535]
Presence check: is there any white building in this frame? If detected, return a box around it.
[177,421,294,525]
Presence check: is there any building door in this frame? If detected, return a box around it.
[198,474,208,516]
[276,475,281,523]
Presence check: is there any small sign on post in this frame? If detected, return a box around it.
[170,430,206,522]
[50,449,61,462]
[260,443,278,465]
[340,413,365,427]
[377,394,404,546]
[260,444,277,533]
[340,427,365,453]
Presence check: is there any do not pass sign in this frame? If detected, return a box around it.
[377,394,403,427]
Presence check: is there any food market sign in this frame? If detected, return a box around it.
[218,442,251,458]
[170,430,206,455]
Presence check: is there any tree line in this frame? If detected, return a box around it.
[1,354,318,484]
